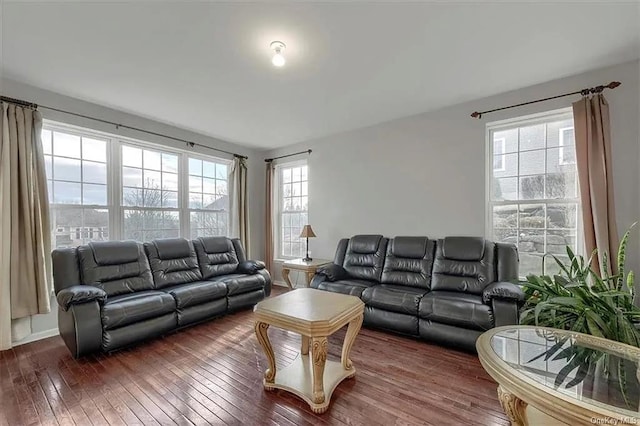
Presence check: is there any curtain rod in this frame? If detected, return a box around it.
[0,95,248,159]
[265,149,312,162]
[470,81,621,119]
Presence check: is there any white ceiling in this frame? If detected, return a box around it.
[2,1,639,149]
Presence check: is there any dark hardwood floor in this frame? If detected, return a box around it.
[0,288,508,425]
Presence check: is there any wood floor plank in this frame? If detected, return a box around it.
[1,288,508,425]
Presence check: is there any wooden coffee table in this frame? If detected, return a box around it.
[253,288,364,413]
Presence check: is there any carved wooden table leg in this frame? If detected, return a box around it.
[282,267,293,290]
[301,335,310,355]
[311,336,328,412]
[305,271,315,287]
[341,314,363,376]
[497,385,528,426]
[255,321,276,390]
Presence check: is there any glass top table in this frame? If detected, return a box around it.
[477,326,640,425]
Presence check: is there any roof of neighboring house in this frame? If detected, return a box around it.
[55,208,109,227]
[204,194,228,211]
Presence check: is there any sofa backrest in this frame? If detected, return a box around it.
[336,235,387,282]
[144,238,202,288]
[496,242,519,282]
[52,248,82,294]
[193,236,240,279]
[76,241,154,297]
[381,236,436,289]
[431,237,496,295]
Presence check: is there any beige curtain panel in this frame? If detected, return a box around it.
[229,156,250,255]
[0,102,52,350]
[572,94,618,275]
[265,162,274,271]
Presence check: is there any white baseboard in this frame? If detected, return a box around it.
[12,328,59,347]
[273,280,288,288]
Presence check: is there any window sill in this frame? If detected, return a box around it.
[274,258,298,263]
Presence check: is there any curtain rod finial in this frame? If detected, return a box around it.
[608,81,621,89]
[470,111,481,119]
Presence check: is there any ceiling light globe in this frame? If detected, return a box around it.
[272,53,286,67]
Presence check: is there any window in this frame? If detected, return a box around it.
[121,144,180,241]
[558,127,576,165]
[188,157,229,237]
[277,162,308,258]
[487,109,581,277]
[493,138,506,171]
[43,127,110,248]
[41,122,231,248]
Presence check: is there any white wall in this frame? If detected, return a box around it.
[266,60,640,282]
[0,78,267,345]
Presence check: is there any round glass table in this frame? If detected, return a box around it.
[477,326,640,425]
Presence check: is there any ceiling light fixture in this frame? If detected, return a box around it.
[270,41,286,67]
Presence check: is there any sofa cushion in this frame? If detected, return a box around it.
[193,237,240,279]
[89,241,140,265]
[154,238,192,259]
[144,238,202,288]
[381,237,436,289]
[361,284,428,315]
[418,291,493,331]
[314,279,376,297]
[431,238,496,295]
[77,241,155,297]
[212,272,269,296]
[442,236,485,261]
[342,235,387,282]
[162,281,228,309]
[101,291,176,330]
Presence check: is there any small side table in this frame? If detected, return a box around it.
[281,258,332,291]
[254,288,364,413]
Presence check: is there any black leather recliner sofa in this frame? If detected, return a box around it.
[52,236,270,358]
[311,235,523,351]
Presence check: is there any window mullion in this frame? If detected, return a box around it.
[180,153,190,238]
[110,139,122,240]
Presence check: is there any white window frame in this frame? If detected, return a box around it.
[273,159,309,260]
[485,108,583,278]
[43,120,231,247]
[493,137,506,171]
[558,126,576,165]
[44,121,114,248]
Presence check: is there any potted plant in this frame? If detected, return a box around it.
[520,224,640,408]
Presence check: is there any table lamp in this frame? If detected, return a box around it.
[299,225,316,262]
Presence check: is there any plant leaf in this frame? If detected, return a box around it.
[566,362,590,389]
[554,356,581,388]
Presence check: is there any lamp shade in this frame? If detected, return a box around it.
[299,225,317,238]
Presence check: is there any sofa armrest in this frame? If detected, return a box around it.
[237,260,266,274]
[482,281,524,304]
[57,285,107,312]
[316,264,348,282]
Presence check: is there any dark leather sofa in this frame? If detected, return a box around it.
[52,236,270,358]
[311,235,523,351]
